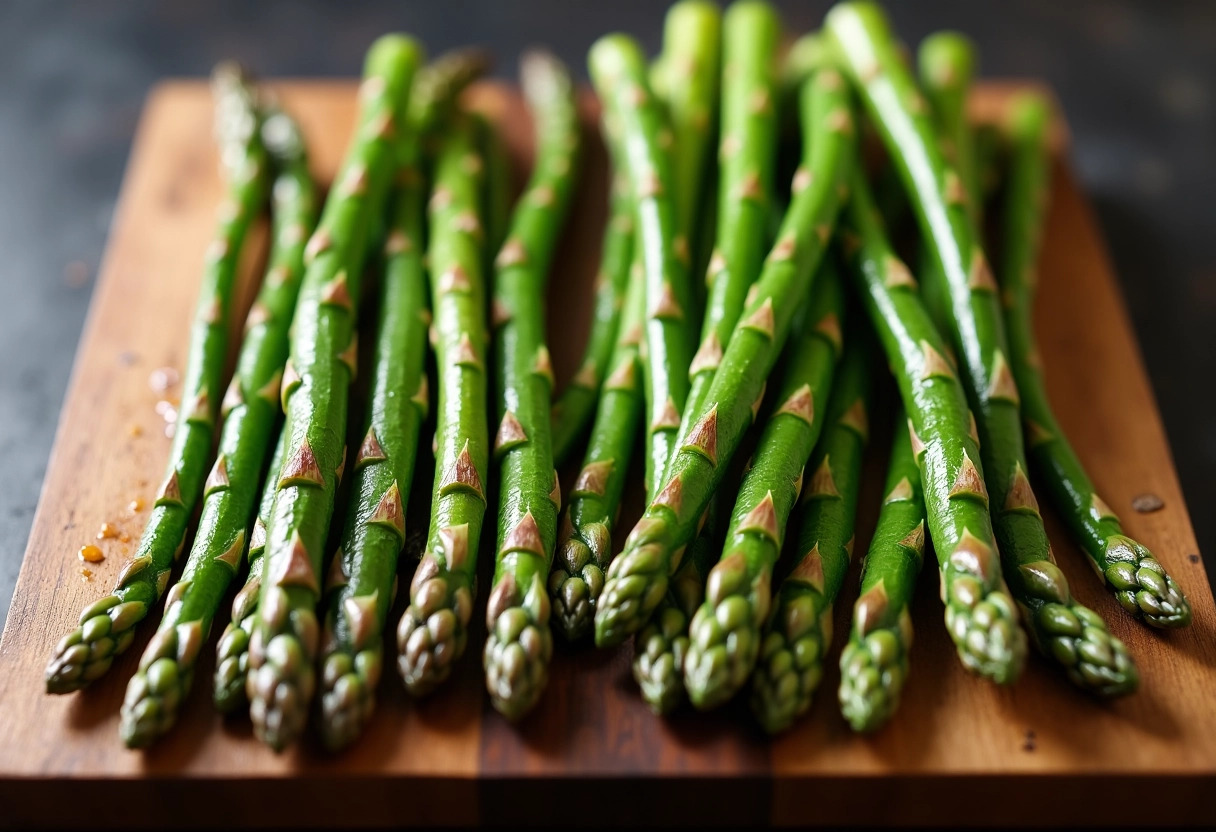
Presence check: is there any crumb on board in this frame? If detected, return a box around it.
[78,544,105,564]
[1131,492,1164,513]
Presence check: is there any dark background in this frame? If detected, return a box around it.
[1,0,1213,625]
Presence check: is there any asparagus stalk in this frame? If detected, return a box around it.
[841,164,1025,683]
[214,429,287,713]
[632,514,717,713]
[627,0,779,709]
[918,32,980,222]
[120,99,317,746]
[838,409,925,732]
[594,67,854,647]
[549,181,635,466]
[750,335,871,734]
[477,111,513,275]
[652,0,721,262]
[45,64,270,694]
[318,48,488,751]
[915,31,979,328]
[779,32,829,137]
[247,36,421,751]
[999,93,1189,629]
[829,3,1136,696]
[549,253,646,640]
[482,51,581,720]
[680,0,780,477]
[684,262,845,710]
[588,35,697,504]
[395,118,489,696]
[318,163,426,750]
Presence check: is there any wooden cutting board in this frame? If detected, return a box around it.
[0,80,1213,829]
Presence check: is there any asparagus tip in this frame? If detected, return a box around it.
[1103,541,1192,629]
[683,596,762,711]
[396,589,470,697]
[44,596,142,694]
[945,582,1027,685]
[838,628,909,733]
[594,559,669,648]
[1034,601,1139,697]
[632,605,691,715]
[319,645,382,751]
[483,603,553,720]
[548,535,605,641]
[749,613,827,735]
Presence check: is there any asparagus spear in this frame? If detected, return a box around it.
[214,429,287,713]
[676,0,780,522]
[652,0,721,264]
[247,35,421,751]
[588,35,697,504]
[632,516,717,713]
[829,3,1136,695]
[841,164,1024,683]
[482,51,581,720]
[918,32,980,222]
[549,253,646,640]
[45,64,270,694]
[549,180,635,467]
[594,67,854,647]
[999,93,1189,628]
[318,164,425,750]
[477,111,513,275]
[838,410,925,733]
[915,31,979,328]
[626,0,776,710]
[684,262,845,710]
[396,118,489,696]
[779,32,829,137]
[120,99,317,746]
[750,335,871,734]
[318,49,489,751]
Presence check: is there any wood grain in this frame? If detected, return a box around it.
[0,81,1212,829]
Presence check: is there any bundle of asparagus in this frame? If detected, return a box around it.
[44,0,1190,751]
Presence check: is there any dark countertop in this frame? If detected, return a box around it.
[1,0,1213,624]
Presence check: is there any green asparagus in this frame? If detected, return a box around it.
[841,164,1024,682]
[550,253,646,640]
[684,262,844,710]
[627,0,776,709]
[594,66,854,647]
[916,31,979,328]
[46,63,270,694]
[247,35,421,751]
[396,118,489,696]
[318,48,488,751]
[477,111,513,276]
[588,34,697,503]
[632,513,718,713]
[200,57,492,709]
[999,93,1189,629]
[750,334,871,734]
[918,32,980,223]
[483,51,581,720]
[652,1,721,265]
[213,429,287,713]
[120,98,317,746]
[318,162,428,751]
[549,180,634,466]
[680,0,780,477]
[838,410,925,732]
[830,2,1136,695]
